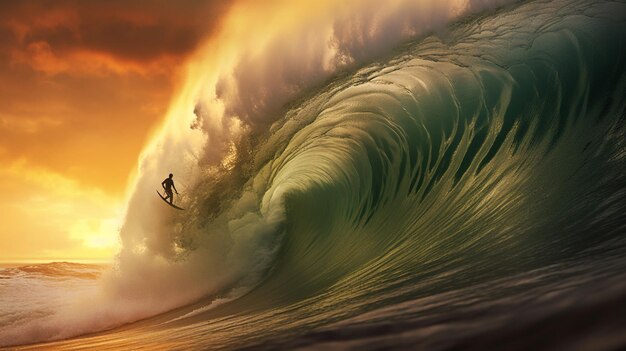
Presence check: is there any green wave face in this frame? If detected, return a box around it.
[167,0,626,347]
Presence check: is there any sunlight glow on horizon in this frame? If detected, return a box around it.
[0,160,124,261]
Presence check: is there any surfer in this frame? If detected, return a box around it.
[161,173,179,205]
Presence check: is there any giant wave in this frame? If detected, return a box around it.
[4,0,626,349]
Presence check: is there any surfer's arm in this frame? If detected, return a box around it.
[173,183,179,194]
[161,179,167,189]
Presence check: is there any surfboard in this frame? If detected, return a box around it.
[157,190,185,210]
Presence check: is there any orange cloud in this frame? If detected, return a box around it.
[13,41,70,75]
[0,114,63,134]
[0,1,233,76]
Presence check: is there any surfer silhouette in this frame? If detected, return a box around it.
[161,173,178,205]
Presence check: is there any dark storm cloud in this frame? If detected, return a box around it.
[0,26,17,58]
[0,0,233,65]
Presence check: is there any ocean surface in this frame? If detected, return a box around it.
[2,0,626,349]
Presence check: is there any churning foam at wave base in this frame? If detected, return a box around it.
[1,0,523,347]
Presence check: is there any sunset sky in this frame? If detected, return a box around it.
[0,1,232,261]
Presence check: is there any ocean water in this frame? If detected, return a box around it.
[2,0,626,349]
[0,263,106,346]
